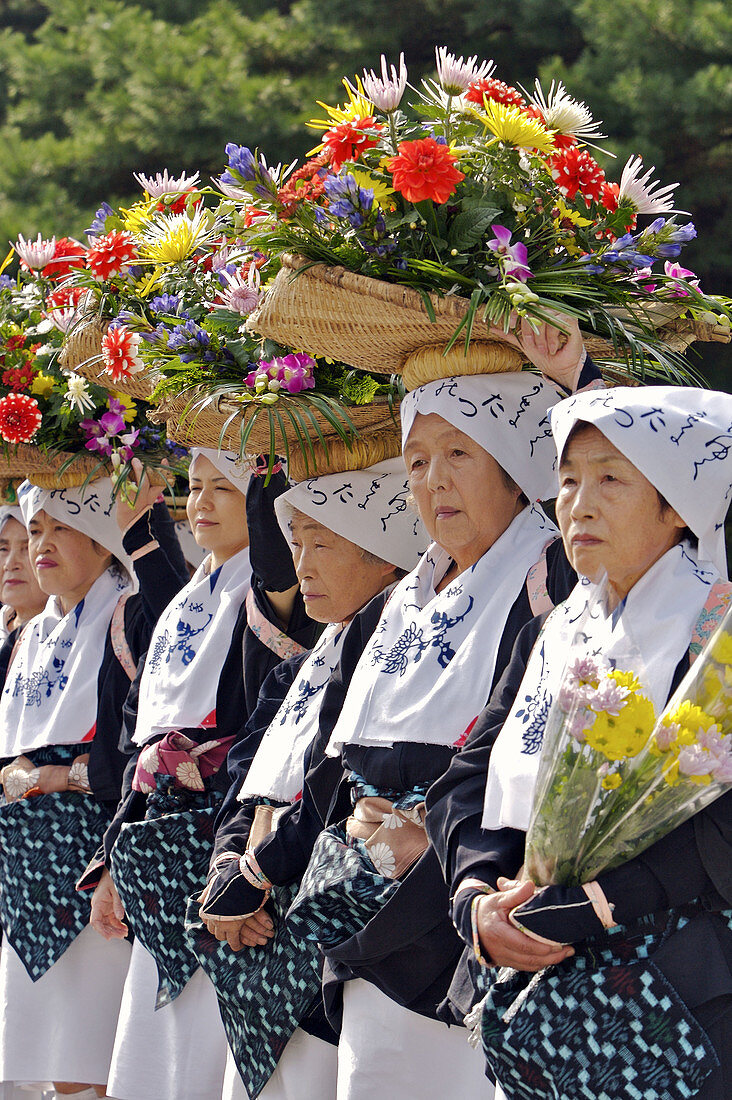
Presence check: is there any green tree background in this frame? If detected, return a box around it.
[0,0,729,382]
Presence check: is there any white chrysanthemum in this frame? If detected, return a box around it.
[3,768,33,800]
[133,169,201,198]
[68,759,91,791]
[139,744,160,774]
[363,52,408,112]
[64,373,96,414]
[617,156,684,215]
[380,812,405,830]
[528,80,606,142]
[215,177,248,201]
[435,47,494,95]
[368,842,396,877]
[176,760,205,790]
[47,307,78,334]
[214,265,261,316]
[14,232,56,269]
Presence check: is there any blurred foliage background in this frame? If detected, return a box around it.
[0,0,729,384]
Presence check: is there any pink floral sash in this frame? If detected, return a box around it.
[132,731,235,794]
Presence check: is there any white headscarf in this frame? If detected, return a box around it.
[483,541,720,831]
[0,506,23,534]
[17,478,133,577]
[275,458,427,571]
[132,454,251,746]
[400,372,562,502]
[551,386,732,578]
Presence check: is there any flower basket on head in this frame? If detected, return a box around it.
[60,315,160,402]
[0,445,108,490]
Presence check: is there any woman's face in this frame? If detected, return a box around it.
[288,513,394,624]
[27,510,113,613]
[556,424,687,604]
[404,412,524,573]
[187,454,249,569]
[0,517,47,623]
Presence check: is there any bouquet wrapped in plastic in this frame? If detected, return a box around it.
[523,590,732,887]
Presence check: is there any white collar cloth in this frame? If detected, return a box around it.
[0,566,132,756]
[239,622,346,803]
[326,503,558,756]
[132,546,252,746]
[276,458,427,572]
[17,478,134,580]
[482,541,720,832]
[400,373,562,503]
[551,386,732,578]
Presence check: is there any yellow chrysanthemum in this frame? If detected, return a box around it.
[585,690,655,761]
[350,165,393,207]
[711,630,732,665]
[601,772,622,791]
[475,100,556,154]
[555,198,593,228]
[110,392,137,423]
[663,699,717,736]
[137,210,213,265]
[307,76,374,132]
[120,200,157,235]
[30,373,56,398]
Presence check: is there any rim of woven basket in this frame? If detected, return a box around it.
[287,426,403,481]
[0,445,109,489]
[154,388,400,454]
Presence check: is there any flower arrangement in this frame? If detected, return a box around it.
[220,48,730,381]
[0,254,186,490]
[523,604,732,888]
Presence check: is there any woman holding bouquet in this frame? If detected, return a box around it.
[0,472,189,1098]
[201,321,602,1098]
[427,385,732,1100]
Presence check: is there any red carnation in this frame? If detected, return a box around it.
[465,78,526,108]
[0,393,43,444]
[387,137,465,205]
[43,237,88,281]
[322,117,382,172]
[87,230,138,281]
[549,147,606,202]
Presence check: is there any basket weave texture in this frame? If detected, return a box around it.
[60,316,160,400]
[246,254,729,382]
[0,445,107,489]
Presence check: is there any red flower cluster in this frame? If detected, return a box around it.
[2,364,36,391]
[154,188,201,216]
[87,230,138,281]
[43,237,88,281]
[549,147,606,202]
[101,326,142,381]
[4,334,25,352]
[0,393,43,444]
[322,117,382,172]
[387,137,465,205]
[465,78,526,109]
[277,153,332,217]
[45,286,86,312]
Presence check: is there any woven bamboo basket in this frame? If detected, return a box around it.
[150,387,399,455]
[0,445,107,490]
[246,254,729,387]
[286,425,403,480]
[60,315,160,401]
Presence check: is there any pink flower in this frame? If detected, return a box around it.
[487,225,531,282]
[664,261,700,297]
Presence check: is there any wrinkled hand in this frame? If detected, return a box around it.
[31,764,72,795]
[116,458,163,533]
[499,313,586,390]
[201,908,274,952]
[474,877,574,972]
[90,869,128,940]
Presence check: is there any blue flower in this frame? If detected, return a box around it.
[148,293,181,314]
[0,274,14,290]
[85,202,114,238]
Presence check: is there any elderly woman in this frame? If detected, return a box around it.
[199,324,602,1098]
[0,474,188,1099]
[196,457,426,1100]
[0,505,46,661]
[426,385,732,1100]
[89,449,319,1100]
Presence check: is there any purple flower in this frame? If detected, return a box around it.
[664,260,700,297]
[487,225,532,282]
[0,274,13,290]
[148,293,181,314]
[86,202,114,238]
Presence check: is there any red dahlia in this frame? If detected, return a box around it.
[465,78,526,108]
[322,117,382,172]
[0,393,43,443]
[549,147,606,202]
[387,137,465,205]
[43,237,88,281]
[101,326,143,381]
[87,230,138,281]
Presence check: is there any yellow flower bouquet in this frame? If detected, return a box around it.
[524,600,732,886]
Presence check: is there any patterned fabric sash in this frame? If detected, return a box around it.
[245,587,308,662]
[473,906,726,1100]
[184,883,324,1100]
[345,796,427,881]
[689,581,732,661]
[0,782,111,980]
[110,800,218,1007]
[131,731,235,794]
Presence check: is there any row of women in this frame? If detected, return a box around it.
[0,317,729,1100]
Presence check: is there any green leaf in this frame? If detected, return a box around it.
[448,206,501,251]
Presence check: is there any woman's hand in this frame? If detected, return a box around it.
[201,908,274,952]
[31,764,72,795]
[474,878,574,971]
[499,313,586,391]
[90,868,128,940]
[115,458,162,533]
